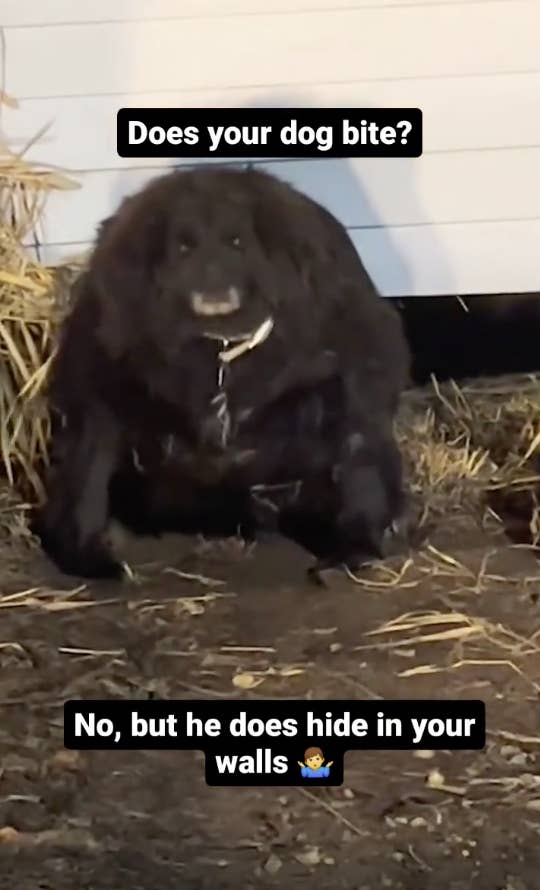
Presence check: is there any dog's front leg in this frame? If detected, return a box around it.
[32,402,123,580]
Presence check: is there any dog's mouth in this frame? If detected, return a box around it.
[190,287,241,318]
[189,284,274,353]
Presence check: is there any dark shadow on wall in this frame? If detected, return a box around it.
[396,292,540,385]
[240,93,540,385]
[238,90,453,305]
[107,93,540,385]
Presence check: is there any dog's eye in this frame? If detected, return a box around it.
[231,236,242,249]
[179,243,191,254]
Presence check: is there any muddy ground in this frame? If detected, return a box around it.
[0,478,539,890]
[1,372,540,890]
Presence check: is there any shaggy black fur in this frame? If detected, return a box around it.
[32,166,411,581]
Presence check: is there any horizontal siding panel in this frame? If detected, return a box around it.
[2,0,515,27]
[35,218,540,296]
[5,72,540,169]
[351,220,540,296]
[34,149,540,245]
[6,3,539,99]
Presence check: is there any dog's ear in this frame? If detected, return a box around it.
[89,189,168,360]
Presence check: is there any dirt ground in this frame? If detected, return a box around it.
[1,381,540,890]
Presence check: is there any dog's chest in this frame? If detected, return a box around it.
[129,323,325,486]
[131,344,261,483]
[198,349,239,451]
[194,328,282,455]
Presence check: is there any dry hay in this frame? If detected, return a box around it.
[397,373,540,540]
[357,607,540,696]
[0,103,81,501]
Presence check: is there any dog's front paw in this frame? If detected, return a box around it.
[31,511,123,581]
[306,552,375,586]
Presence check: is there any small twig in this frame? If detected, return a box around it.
[407,844,433,872]
[296,786,369,838]
[162,567,227,587]
[58,647,126,657]
[220,645,276,654]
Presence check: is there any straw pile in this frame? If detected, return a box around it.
[0,106,81,502]
[396,372,540,545]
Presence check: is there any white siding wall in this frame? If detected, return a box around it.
[2,0,540,297]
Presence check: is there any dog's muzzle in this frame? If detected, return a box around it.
[190,287,241,317]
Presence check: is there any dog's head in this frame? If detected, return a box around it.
[90,168,293,363]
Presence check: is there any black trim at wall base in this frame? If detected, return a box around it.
[393,292,540,386]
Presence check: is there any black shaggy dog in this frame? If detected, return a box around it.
[32,166,411,581]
